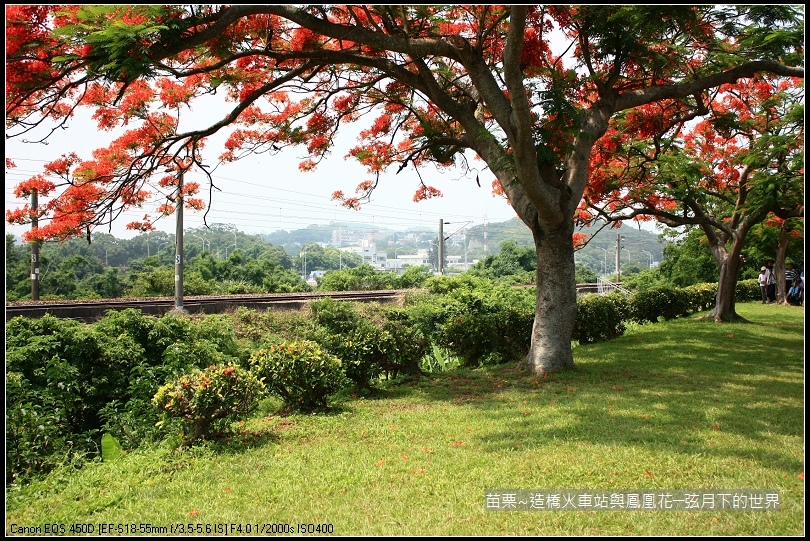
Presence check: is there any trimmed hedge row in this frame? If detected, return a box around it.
[574,279,761,344]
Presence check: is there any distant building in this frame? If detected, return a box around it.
[344,239,388,270]
[386,249,431,273]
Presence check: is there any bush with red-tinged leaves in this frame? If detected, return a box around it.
[153,363,264,445]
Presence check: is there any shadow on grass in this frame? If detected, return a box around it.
[183,428,282,456]
[389,311,804,472]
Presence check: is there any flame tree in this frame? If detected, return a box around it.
[584,77,804,321]
[6,5,804,373]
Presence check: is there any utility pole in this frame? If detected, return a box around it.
[30,189,40,300]
[616,234,622,284]
[438,219,444,275]
[483,212,488,258]
[174,171,185,312]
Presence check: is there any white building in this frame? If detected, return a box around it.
[387,249,432,273]
[344,240,388,270]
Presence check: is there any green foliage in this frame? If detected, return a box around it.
[657,230,719,287]
[630,285,691,324]
[622,267,669,291]
[6,315,136,436]
[308,297,362,334]
[397,265,433,288]
[574,293,630,344]
[420,344,461,373]
[230,306,313,347]
[407,276,534,366]
[307,299,426,386]
[126,266,175,297]
[379,314,429,377]
[736,279,762,302]
[5,371,78,485]
[5,309,256,482]
[153,363,264,444]
[682,282,718,312]
[314,323,387,391]
[575,262,598,284]
[249,341,346,411]
[317,264,397,291]
[53,5,183,82]
[101,434,124,462]
[469,240,536,281]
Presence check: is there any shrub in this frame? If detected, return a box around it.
[6,371,74,484]
[309,299,392,389]
[403,277,534,366]
[317,264,397,291]
[380,314,429,377]
[574,292,630,344]
[396,265,432,289]
[308,300,427,387]
[432,283,534,366]
[309,297,361,334]
[5,315,139,438]
[152,363,264,444]
[682,282,718,313]
[311,323,386,391]
[249,341,346,411]
[630,285,691,324]
[736,279,761,302]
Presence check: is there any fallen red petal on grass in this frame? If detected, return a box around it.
[189,509,199,518]
[712,424,721,430]
[450,440,465,447]
[645,470,654,478]
[799,472,804,480]
[401,455,409,461]
[376,460,385,467]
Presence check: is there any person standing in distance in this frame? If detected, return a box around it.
[758,266,770,304]
[765,259,776,303]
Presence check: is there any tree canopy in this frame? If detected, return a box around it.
[584,75,804,320]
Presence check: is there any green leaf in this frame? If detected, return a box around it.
[101,433,124,462]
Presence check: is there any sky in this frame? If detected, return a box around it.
[5,98,521,242]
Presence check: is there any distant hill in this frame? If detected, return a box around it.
[459,217,664,273]
[257,217,665,274]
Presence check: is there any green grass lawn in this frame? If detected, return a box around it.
[5,303,804,535]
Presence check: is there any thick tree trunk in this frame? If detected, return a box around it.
[708,251,745,322]
[526,222,577,375]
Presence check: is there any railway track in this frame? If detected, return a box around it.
[5,290,407,322]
